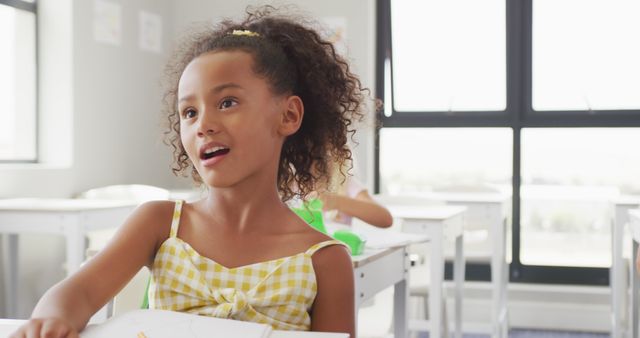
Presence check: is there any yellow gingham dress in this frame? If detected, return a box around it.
[148,200,346,330]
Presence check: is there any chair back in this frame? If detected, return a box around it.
[373,193,444,207]
[77,184,170,202]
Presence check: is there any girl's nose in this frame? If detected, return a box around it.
[197,126,216,137]
[196,113,219,137]
[197,126,215,137]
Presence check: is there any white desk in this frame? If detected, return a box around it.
[353,246,410,338]
[612,197,640,338]
[388,205,466,338]
[0,198,137,318]
[425,192,510,338]
[0,319,349,338]
[628,209,640,338]
[342,223,428,338]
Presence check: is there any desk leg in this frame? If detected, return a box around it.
[631,241,639,338]
[611,221,623,338]
[429,226,444,338]
[453,233,464,338]
[613,208,631,338]
[394,249,409,338]
[2,234,18,318]
[64,218,85,275]
[492,218,509,338]
[501,218,509,338]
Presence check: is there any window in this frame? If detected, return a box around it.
[521,128,640,268]
[391,1,506,112]
[532,0,640,111]
[0,0,37,162]
[379,128,512,195]
[377,0,640,285]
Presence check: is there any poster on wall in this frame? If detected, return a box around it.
[94,0,122,46]
[139,11,163,53]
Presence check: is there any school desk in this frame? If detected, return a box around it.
[0,198,137,318]
[386,204,467,338]
[330,222,428,338]
[611,197,640,338]
[0,318,350,338]
[352,245,411,338]
[423,192,510,338]
[628,209,640,338]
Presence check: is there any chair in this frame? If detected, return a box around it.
[433,184,502,264]
[77,185,169,320]
[76,184,170,202]
[77,184,171,256]
[112,267,151,315]
[379,188,509,337]
[373,194,450,336]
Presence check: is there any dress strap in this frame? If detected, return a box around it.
[305,239,349,256]
[169,200,184,238]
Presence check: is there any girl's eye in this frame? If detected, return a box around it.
[219,98,237,110]
[183,109,197,119]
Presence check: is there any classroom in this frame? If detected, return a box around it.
[1,0,639,337]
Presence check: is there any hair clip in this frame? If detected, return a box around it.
[230,29,260,37]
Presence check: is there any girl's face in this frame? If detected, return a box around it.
[177,50,300,190]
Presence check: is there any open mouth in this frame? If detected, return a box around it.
[200,146,230,160]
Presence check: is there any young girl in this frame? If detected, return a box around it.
[11,6,370,338]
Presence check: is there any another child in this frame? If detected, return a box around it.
[11,6,370,338]
[318,161,393,228]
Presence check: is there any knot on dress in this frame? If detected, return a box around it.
[211,288,249,318]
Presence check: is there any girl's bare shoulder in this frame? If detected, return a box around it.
[124,200,180,245]
[132,200,177,223]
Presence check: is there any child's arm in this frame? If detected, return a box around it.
[321,190,393,228]
[310,244,355,337]
[10,201,172,338]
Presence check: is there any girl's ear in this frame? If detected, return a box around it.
[278,95,304,136]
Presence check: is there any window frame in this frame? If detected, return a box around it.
[0,0,38,163]
[375,0,640,285]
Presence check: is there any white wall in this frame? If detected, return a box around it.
[0,0,187,200]
[0,0,188,318]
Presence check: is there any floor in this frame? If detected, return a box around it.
[412,332,608,338]
[356,286,609,338]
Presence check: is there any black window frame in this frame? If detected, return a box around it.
[375,0,640,286]
[0,0,38,163]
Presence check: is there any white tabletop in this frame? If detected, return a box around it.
[0,198,137,212]
[326,221,429,250]
[0,319,23,338]
[0,319,348,338]
[387,205,466,220]
[615,195,640,205]
[350,246,402,268]
[421,191,511,204]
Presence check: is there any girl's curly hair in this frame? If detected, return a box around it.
[163,5,369,202]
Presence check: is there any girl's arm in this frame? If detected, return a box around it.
[321,190,393,228]
[10,201,172,338]
[310,245,355,337]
